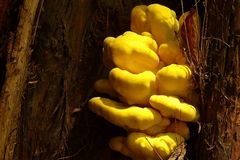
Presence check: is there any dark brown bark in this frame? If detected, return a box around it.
[19,0,96,159]
[196,0,240,159]
[0,0,11,32]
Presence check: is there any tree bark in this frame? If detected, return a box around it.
[0,0,40,159]
[196,0,240,159]
[18,0,97,159]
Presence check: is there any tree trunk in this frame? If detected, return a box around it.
[0,0,239,160]
[0,0,40,159]
[196,0,240,159]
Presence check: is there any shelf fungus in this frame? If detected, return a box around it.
[88,3,200,160]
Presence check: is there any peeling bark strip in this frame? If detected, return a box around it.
[0,0,40,159]
[196,0,240,159]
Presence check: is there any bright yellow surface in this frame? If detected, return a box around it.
[158,41,186,65]
[143,117,170,135]
[156,64,192,97]
[88,97,163,130]
[103,31,159,73]
[109,68,157,106]
[149,95,200,122]
[126,132,185,160]
[131,5,150,34]
[131,4,179,44]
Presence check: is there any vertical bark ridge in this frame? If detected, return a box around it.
[196,0,240,159]
[0,0,40,159]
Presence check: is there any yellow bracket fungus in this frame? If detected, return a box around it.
[109,137,135,159]
[130,5,150,35]
[158,41,186,65]
[143,117,171,135]
[131,4,179,44]
[110,132,185,160]
[109,68,156,106]
[88,97,165,131]
[156,64,193,97]
[94,78,118,97]
[149,95,200,122]
[165,121,190,139]
[103,31,159,73]
[88,3,200,160]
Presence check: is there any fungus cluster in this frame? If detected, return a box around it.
[88,4,199,160]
